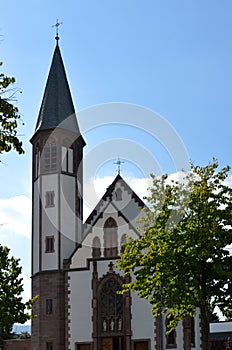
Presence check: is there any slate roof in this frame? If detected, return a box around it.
[35,42,80,133]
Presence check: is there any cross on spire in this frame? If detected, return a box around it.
[52,19,63,42]
[114,157,124,175]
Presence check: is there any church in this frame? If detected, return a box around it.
[30,37,201,350]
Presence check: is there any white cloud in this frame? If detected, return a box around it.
[0,195,31,239]
[22,272,31,302]
[1,169,225,236]
[225,174,232,188]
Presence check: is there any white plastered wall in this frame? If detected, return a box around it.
[33,178,40,274]
[68,260,156,350]
[160,308,201,350]
[60,174,77,263]
[71,205,139,269]
[111,181,144,232]
[41,174,59,270]
[68,268,93,350]
[131,293,155,348]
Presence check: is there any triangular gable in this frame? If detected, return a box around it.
[84,175,145,224]
[66,175,147,267]
[83,200,141,238]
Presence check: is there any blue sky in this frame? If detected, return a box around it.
[1,1,232,305]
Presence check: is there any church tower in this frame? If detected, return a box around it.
[30,38,85,350]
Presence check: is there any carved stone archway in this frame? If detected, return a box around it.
[92,262,132,350]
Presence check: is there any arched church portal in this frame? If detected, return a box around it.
[92,271,132,350]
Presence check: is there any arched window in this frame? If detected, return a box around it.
[92,236,101,258]
[103,218,118,257]
[120,234,127,253]
[100,277,123,334]
[115,188,122,201]
[43,138,57,173]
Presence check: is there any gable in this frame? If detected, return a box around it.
[83,175,145,238]
[69,176,146,269]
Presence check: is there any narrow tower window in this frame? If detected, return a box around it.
[62,146,73,173]
[34,144,40,179]
[46,299,53,314]
[45,236,55,253]
[45,191,55,208]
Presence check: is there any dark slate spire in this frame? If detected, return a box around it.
[35,42,80,133]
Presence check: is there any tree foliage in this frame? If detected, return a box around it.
[117,160,232,350]
[0,62,24,157]
[0,245,35,334]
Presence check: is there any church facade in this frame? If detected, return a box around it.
[30,40,201,350]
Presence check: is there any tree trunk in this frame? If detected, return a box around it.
[200,306,210,350]
[183,316,191,350]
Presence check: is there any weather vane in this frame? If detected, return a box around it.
[114,157,124,175]
[52,19,63,42]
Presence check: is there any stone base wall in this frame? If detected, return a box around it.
[31,271,65,350]
[4,339,31,350]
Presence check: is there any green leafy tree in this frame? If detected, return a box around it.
[117,160,232,350]
[0,61,24,157]
[0,245,35,334]
[209,310,220,323]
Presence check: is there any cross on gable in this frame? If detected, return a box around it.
[114,157,124,175]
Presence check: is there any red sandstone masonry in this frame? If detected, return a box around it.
[4,339,31,350]
[31,271,65,350]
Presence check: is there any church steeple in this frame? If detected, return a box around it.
[35,42,80,134]
[31,41,85,349]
